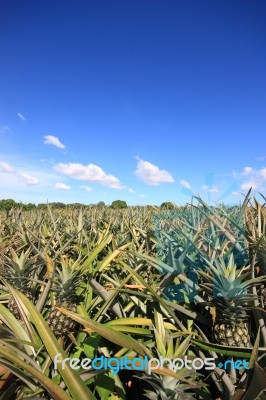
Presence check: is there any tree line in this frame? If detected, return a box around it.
[0,199,179,212]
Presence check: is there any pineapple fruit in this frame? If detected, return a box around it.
[46,262,80,337]
[200,255,261,347]
[0,248,35,319]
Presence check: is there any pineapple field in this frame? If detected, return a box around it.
[1,190,266,400]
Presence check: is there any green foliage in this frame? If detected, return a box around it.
[50,202,66,208]
[37,203,47,209]
[111,200,127,208]
[0,198,17,211]
[160,201,176,210]
[21,202,36,211]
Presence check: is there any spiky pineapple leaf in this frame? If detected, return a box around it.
[0,348,72,400]
[13,289,97,400]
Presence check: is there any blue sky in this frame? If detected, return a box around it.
[0,0,265,205]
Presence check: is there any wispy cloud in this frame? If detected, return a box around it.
[139,194,145,197]
[0,161,14,173]
[44,135,65,149]
[242,166,253,175]
[80,185,93,192]
[128,188,135,193]
[17,112,26,121]
[134,159,174,185]
[241,181,258,190]
[179,179,191,189]
[235,166,266,191]
[54,162,123,189]
[55,182,71,190]
[18,173,39,185]
[260,168,266,179]
[0,126,9,134]
[0,160,39,186]
[202,185,220,193]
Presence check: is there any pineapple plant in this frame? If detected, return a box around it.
[137,309,205,400]
[46,260,80,337]
[244,198,266,307]
[0,248,36,319]
[0,257,5,278]
[200,254,262,347]
[140,373,201,400]
[0,242,5,276]
[64,244,80,260]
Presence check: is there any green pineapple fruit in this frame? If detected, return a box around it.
[64,244,79,260]
[200,255,261,347]
[46,262,80,337]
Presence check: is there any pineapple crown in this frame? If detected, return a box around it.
[3,248,35,289]
[245,198,266,271]
[200,254,263,322]
[140,373,201,400]
[52,260,80,304]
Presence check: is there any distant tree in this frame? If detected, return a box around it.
[160,202,176,210]
[97,201,106,207]
[21,203,36,211]
[111,200,127,209]
[67,203,84,208]
[0,199,17,212]
[50,202,66,208]
[37,203,47,209]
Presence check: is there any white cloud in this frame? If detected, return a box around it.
[0,159,72,201]
[202,185,220,193]
[0,160,40,186]
[54,162,123,189]
[55,182,71,190]
[139,194,145,197]
[134,159,174,185]
[209,187,219,193]
[40,158,55,165]
[241,181,258,190]
[128,188,135,193]
[179,179,191,189]
[259,168,266,179]
[44,135,65,149]
[80,185,93,192]
[232,191,241,196]
[0,161,14,173]
[0,126,9,133]
[235,166,266,192]
[17,113,26,121]
[242,167,253,175]
[19,173,39,185]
